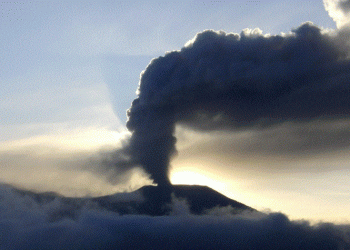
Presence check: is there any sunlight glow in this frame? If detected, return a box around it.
[170,170,225,191]
[0,127,130,152]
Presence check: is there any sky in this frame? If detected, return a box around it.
[1,0,349,226]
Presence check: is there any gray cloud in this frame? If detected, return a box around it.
[339,0,350,13]
[175,118,350,170]
[125,22,350,185]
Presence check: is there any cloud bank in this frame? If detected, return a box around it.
[125,22,350,185]
[0,134,152,197]
[0,185,349,250]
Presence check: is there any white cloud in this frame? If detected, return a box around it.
[324,0,350,28]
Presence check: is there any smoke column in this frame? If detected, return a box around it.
[126,22,350,186]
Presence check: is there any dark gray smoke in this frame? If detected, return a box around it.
[339,0,350,13]
[126,22,350,185]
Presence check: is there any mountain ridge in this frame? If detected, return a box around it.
[9,184,256,216]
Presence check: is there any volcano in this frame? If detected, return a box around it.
[13,185,255,217]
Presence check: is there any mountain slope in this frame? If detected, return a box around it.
[11,184,255,216]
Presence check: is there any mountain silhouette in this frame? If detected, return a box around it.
[12,184,255,217]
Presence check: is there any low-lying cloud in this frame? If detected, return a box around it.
[0,185,349,250]
[0,135,151,197]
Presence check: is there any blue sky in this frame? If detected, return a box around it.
[2,1,349,223]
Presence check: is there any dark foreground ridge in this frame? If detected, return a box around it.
[12,184,255,217]
[3,183,350,250]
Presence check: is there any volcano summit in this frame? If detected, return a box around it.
[13,184,255,217]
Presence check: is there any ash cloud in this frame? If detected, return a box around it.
[0,185,349,250]
[126,22,350,185]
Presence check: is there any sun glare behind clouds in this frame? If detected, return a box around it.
[170,167,227,192]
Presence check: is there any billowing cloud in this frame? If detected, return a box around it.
[324,0,350,28]
[0,185,349,249]
[125,22,350,185]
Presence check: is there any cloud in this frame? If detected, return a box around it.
[125,22,350,185]
[0,59,149,195]
[0,185,349,249]
[324,0,350,28]
[174,118,350,173]
[0,133,152,197]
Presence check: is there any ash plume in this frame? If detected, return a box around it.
[126,22,350,186]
